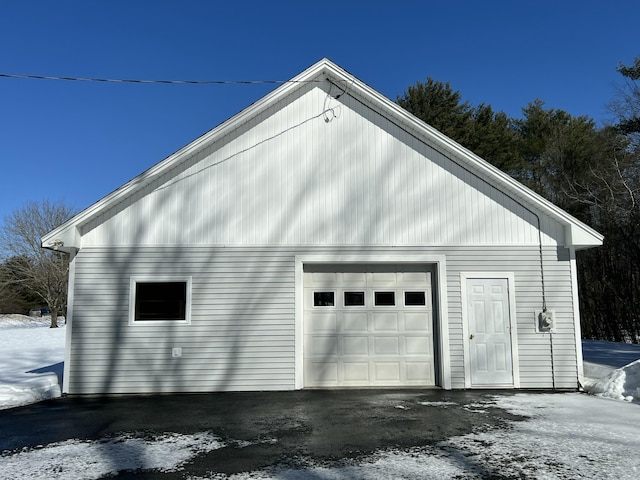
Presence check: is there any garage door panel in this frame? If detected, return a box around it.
[342,271,366,283]
[406,361,434,381]
[306,313,338,333]
[344,362,369,382]
[306,362,338,383]
[343,336,369,355]
[374,337,400,355]
[311,271,338,284]
[371,271,397,286]
[373,313,399,331]
[406,336,432,355]
[404,313,430,332]
[343,313,368,332]
[374,362,401,381]
[305,335,338,356]
[403,270,430,284]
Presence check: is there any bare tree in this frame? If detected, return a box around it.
[0,200,75,327]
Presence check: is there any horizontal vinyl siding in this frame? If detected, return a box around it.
[80,83,566,248]
[68,245,578,394]
[68,247,296,394]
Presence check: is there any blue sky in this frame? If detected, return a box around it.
[1,0,638,226]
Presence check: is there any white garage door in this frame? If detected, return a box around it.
[303,264,436,387]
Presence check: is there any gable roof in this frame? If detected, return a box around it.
[42,58,603,253]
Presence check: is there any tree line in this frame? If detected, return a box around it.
[398,57,640,342]
[1,58,639,340]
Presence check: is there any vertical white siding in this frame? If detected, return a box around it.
[68,245,578,394]
[80,83,565,248]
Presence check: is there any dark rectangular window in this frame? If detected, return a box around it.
[314,291,335,307]
[374,291,395,306]
[135,282,187,321]
[405,291,426,306]
[344,291,365,306]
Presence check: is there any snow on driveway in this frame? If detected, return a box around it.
[1,432,224,480]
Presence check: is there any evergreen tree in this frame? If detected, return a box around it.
[397,77,474,142]
[613,57,640,142]
[397,78,519,172]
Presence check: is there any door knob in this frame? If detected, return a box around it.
[469,334,474,340]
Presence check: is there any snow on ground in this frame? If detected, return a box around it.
[446,393,640,479]
[582,340,640,368]
[0,314,65,409]
[2,319,640,478]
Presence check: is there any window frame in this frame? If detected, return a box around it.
[129,276,192,326]
[343,290,366,307]
[312,290,336,308]
[404,290,427,307]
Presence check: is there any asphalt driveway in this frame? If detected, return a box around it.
[0,389,524,478]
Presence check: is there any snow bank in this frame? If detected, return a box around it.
[0,314,65,409]
[584,359,640,402]
[581,339,640,402]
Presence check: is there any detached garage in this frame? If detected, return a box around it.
[42,59,602,395]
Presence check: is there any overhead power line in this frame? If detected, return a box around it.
[0,73,321,85]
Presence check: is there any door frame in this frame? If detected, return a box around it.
[295,254,451,390]
[461,272,520,389]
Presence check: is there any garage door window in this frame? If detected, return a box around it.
[405,291,426,306]
[314,291,335,307]
[344,291,365,306]
[374,291,395,306]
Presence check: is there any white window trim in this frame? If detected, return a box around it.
[312,290,337,308]
[128,276,192,326]
[403,290,429,308]
[373,290,397,307]
[343,290,367,308]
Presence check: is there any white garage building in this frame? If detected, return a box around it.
[43,59,602,394]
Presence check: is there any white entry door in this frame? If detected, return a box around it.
[465,277,515,386]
